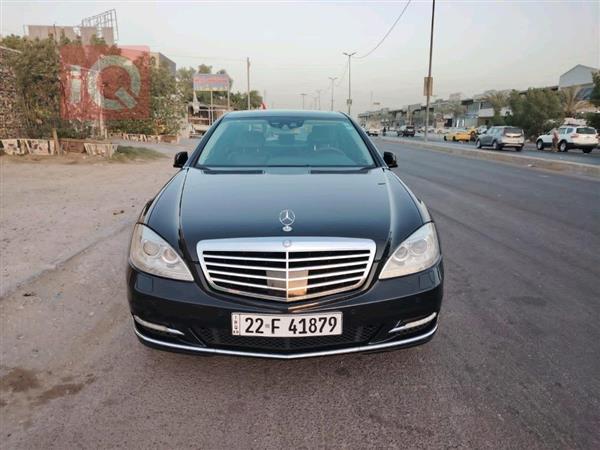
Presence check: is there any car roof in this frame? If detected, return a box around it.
[223,109,347,120]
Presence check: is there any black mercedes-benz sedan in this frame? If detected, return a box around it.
[127,110,443,359]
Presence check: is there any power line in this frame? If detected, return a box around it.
[355,0,412,60]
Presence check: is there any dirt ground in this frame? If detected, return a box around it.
[0,147,181,297]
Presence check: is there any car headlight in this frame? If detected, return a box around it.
[129,224,193,281]
[379,223,440,279]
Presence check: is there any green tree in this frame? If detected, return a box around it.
[506,88,563,139]
[197,64,212,74]
[1,35,62,138]
[176,67,195,104]
[483,91,508,125]
[230,90,263,110]
[560,86,589,117]
[590,73,600,107]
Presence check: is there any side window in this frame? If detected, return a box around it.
[558,127,567,134]
[565,128,574,134]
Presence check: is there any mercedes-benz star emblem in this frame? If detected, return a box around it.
[279,209,295,232]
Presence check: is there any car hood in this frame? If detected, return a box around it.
[162,167,423,262]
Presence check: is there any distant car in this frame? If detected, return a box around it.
[476,126,524,151]
[401,125,416,137]
[367,127,381,137]
[444,128,471,142]
[536,126,598,153]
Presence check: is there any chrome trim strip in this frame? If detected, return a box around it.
[133,315,185,336]
[388,312,437,334]
[133,322,438,360]
[205,261,288,272]
[211,277,287,291]
[197,237,376,302]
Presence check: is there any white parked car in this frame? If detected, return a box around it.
[536,126,598,153]
[366,127,382,137]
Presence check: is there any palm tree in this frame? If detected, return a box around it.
[560,86,589,117]
[483,91,508,118]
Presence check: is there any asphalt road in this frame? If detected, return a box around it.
[2,140,599,449]
[383,133,600,166]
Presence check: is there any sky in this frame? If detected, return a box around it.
[1,0,599,116]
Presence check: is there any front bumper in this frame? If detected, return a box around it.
[127,261,443,359]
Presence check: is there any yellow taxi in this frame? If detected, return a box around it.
[444,128,472,142]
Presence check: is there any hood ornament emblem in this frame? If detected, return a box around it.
[279,209,295,232]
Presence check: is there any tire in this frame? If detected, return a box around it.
[515,146,523,152]
[476,139,482,149]
[582,148,592,154]
[443,136,447,141]
[536,140,544,151]
[452,136,456,142]
[493,140,501,151]
[559,141,568,152]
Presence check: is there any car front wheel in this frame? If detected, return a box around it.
[493,140,502,150]
[582,148,593,154]
[476,139,482,149]
[536,140,544,150]
[559,141,568,152]
[515,146,523,152]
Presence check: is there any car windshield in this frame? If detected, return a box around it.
[196,116,375,167]
[504,127,523,134]
[576,127,596,134]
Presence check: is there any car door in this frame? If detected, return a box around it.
[541,131,552,144]
[483,128,495,145]
[563,127,574,143]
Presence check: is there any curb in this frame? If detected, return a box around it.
[381,137,600,178]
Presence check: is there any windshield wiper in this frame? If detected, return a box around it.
[198,166,264,174]
[310,167,372,174]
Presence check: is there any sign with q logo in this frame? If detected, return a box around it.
[60,45,150,120]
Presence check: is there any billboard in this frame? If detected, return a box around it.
[193,74,231,92]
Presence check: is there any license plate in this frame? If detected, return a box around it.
[231,312,342,337]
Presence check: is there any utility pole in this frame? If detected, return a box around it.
[424,0,436,142]
[300,93,307,109]
[343,52,356,116]
[316,90,322,110]
[246,57,251,110]
[328,77,337,111]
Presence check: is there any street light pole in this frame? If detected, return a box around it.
[424,0,435,142]
[316,89,322,110]
[246,57,251,110]
[343,52,356,116]
[328,77,337,111]
[300,93,307,109]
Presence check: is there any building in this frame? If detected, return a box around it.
[149,52,176,76]
[26,25,115,45]
[358,64,599,129]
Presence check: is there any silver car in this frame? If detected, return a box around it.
[476,126,525,151]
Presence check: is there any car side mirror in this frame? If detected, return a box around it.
[383,151,398,168]
[173,151,188,168]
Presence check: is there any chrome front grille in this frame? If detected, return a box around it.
[197,237,376,302]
